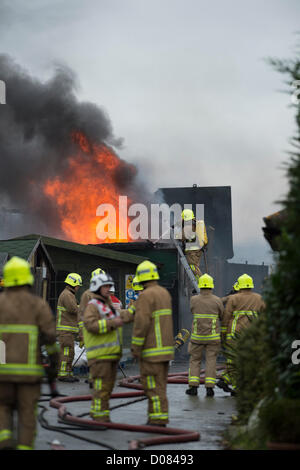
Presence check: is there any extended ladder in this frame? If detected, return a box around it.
[170,228,200,294]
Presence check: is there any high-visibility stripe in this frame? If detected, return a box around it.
[86,340,119,352]
[56,325,79,333]
[0,324,39,365]
[56,306,78,332]
[98,319,107,334]
[149,413,168,420]
[193,314,218,319]
[151,395,161,414]
[233,310,258,317]
[142,346,174,358]
[188,376,200,385]
[94,378,102,391]
[132,336,145,346]
[0,429,12,442]
[0,364,43,376]
[147,375,156,389]
[191,333,220,341]
[205,377,216,384]
[78,321,84,329]
[152,309,172,318]
[128,305,136,315]
[63,347,69,356]
[16,445,32,450]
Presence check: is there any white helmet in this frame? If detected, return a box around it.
[90,273,114,292]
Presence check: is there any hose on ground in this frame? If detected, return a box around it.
[48,366,225,449]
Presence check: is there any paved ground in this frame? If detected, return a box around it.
[34,360,236,451]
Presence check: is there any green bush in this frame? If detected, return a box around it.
[226,314,276,425]
[259,398,300,443]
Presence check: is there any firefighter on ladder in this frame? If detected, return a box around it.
[180,209,208,282]
[0,257,58,450]
[217,273,265,395]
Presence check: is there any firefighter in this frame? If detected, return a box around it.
[186,274,224,397]
[78,268,105,343]
[131,261,174,427]
[83,273,123,422]
[181,209,208,282]
[217,273,266,395]
[109,284,122,311]
[56,272,82,382]
[120,276,143,324]
[0,256,58,450]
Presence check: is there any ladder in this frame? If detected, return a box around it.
[169,228,200,294]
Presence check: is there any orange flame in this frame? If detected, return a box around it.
[44,132,134,244]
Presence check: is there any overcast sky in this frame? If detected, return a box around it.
[1,0,299,265]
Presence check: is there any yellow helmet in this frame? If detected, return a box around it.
[132,275,143,291]
[136,261,160,283]
[198,273,214,289]
[181,209,195,222]
[90,267,105,282]
[233,281,240,292]
[238,274,254,289]
[3,256,34,287]
[65,273,82,287]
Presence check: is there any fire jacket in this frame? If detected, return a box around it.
[190,290,224,344]
[78,289,96,331]
[0,287,57,383]
[183,220,208,252]
[131,281,174,362]
[222,289,266,341]
[56,286,79,334]
[83,294,122,363]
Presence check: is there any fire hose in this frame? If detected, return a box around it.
[48,365,225,450]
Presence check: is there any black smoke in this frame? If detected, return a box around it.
[0,54,146,239]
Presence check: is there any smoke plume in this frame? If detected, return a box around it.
[0,54,149,240]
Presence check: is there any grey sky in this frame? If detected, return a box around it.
[1,0,299,265]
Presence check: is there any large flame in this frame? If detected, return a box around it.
[44,132,134,244]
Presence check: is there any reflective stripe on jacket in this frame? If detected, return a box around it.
[190,291,224,344]
[56,286,79,333]
[0,287,57,383]
[184,220,208,252]
[222,290,265,341]
[83,296,122,362]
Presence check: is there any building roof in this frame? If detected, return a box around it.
[0,239,39,261]
[6,234,148,265]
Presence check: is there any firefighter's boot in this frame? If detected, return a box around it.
[185,386,198,396]
[216,378,232,393]
[206,387,214,397]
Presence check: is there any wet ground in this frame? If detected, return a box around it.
[34,360,236,452]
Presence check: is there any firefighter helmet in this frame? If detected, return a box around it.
[136,261,160,283]
[233,281,240,291]
[90,273,114,292]
[181,209,195,222]
[132,275,143,291]
[3,256,34,287]
[65,273,82,287]
[198,273,214,289]
[90,267,105,281]
[238,274,254,289]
